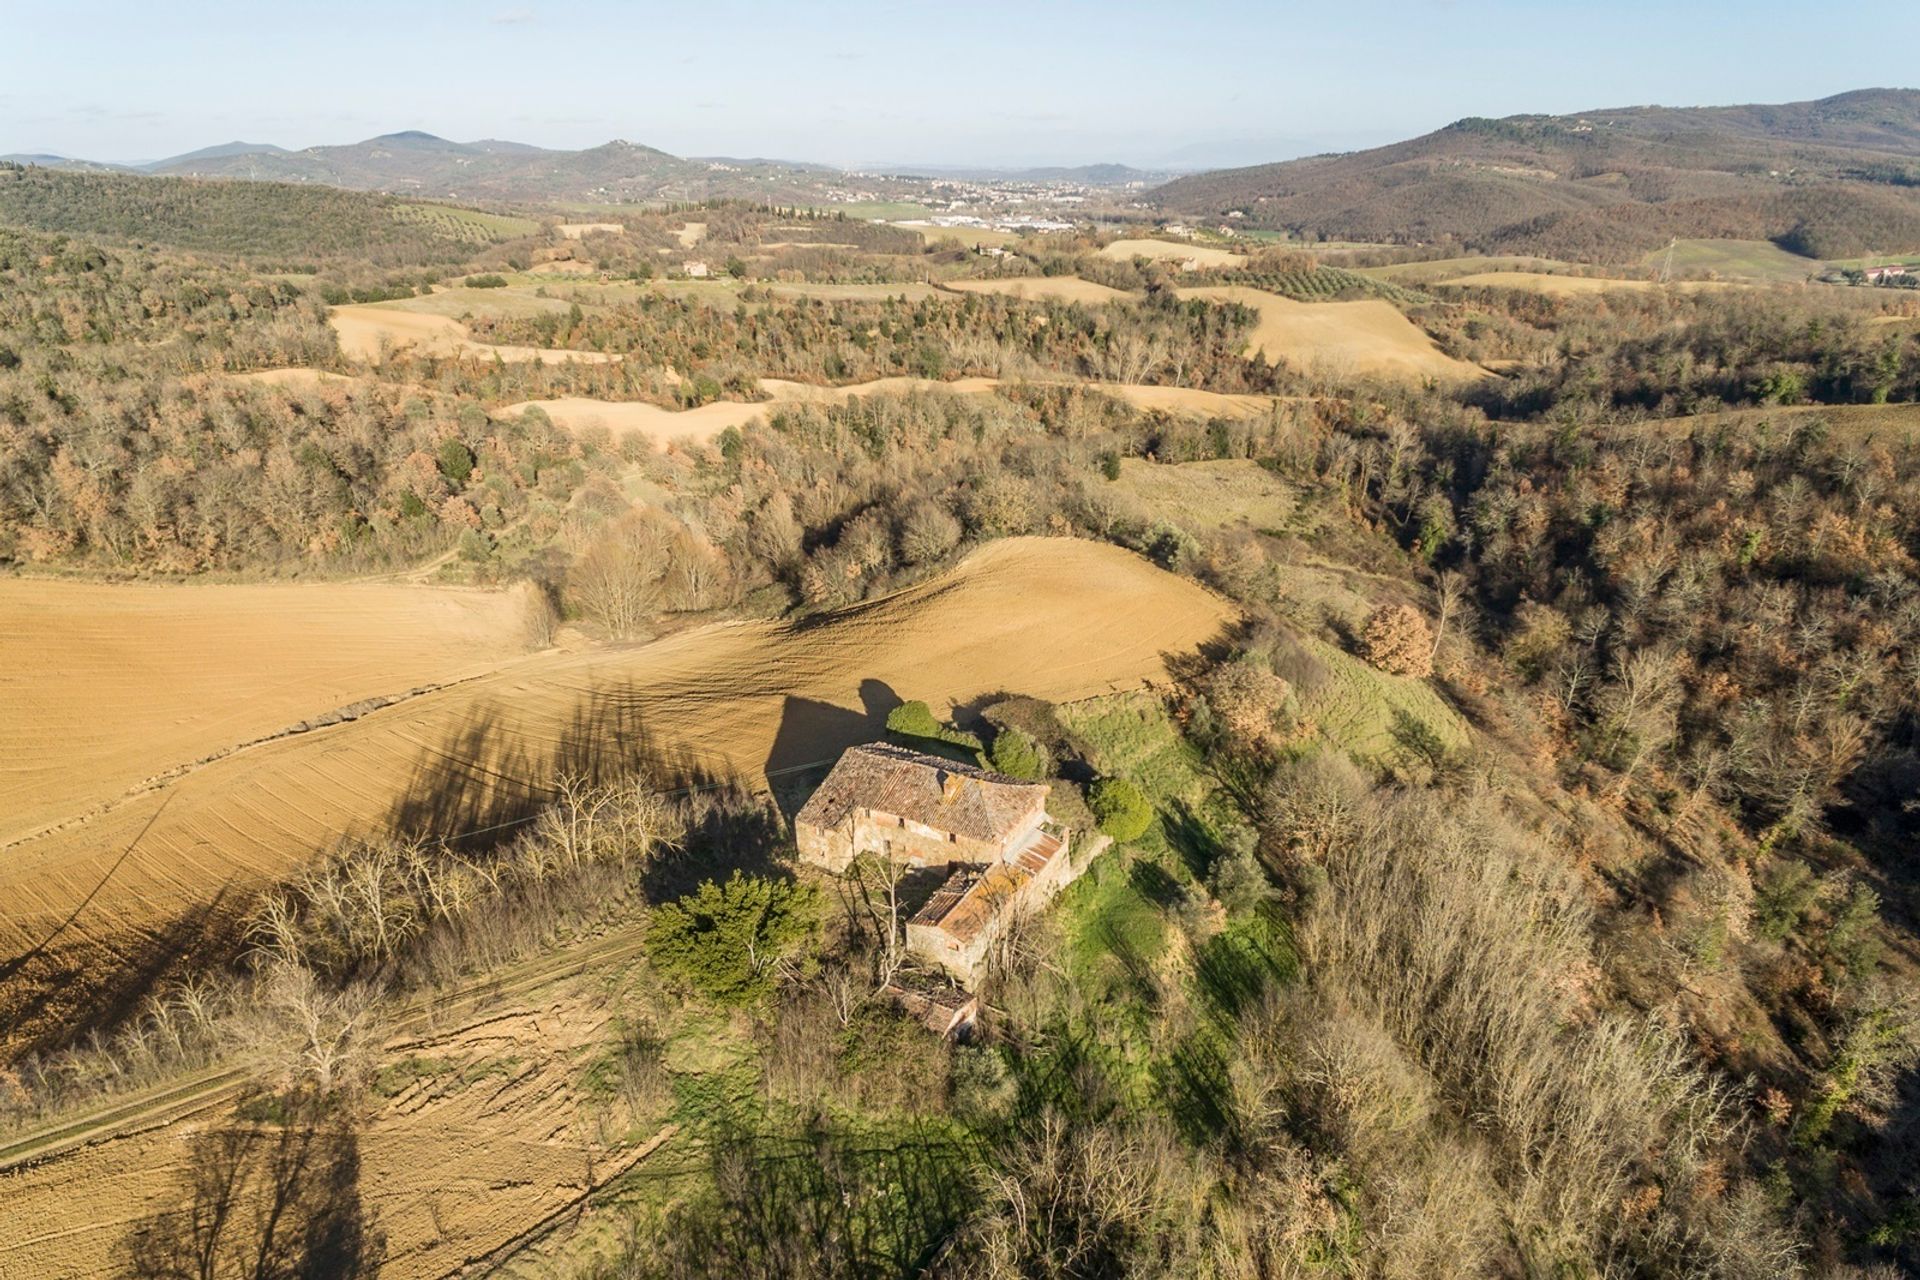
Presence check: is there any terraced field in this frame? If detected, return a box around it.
[1433,271,1735,296]
[1637,238,1822,283]
[330,303,621,364]
[1098,238,1246,268]
[504,378,1279,446]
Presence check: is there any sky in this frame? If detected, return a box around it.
[6,0,1912,170]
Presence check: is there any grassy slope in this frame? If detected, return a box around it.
[1639,237,1823,282]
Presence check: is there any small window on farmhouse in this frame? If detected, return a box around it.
[948,832,957,843]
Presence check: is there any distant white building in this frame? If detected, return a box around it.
[684,260,710,279]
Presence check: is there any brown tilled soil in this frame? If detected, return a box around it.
[0,990,674,1280]
[1176,285,1487,383]
[0,538,1233,1054]
[0,580,528,850]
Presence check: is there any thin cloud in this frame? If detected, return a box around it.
[490,8,534,24]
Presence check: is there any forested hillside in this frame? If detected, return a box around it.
[1152,89,1920,260]
[0,163,539,265]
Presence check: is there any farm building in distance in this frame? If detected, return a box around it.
[795,742,1099,985]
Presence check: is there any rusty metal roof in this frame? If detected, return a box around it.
[911,827,1066,945]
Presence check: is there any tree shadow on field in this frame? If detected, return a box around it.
[374,675,720,854]
[118,1091,384,1278]
[1156,1032,1239,1149]
[653,1116,975,1277]
[1162,799,1224,882]
[0,888,241,1061]
[1128,859,1185,911]
[644,783,793,903]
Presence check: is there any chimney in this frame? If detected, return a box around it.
[941,773,966,804]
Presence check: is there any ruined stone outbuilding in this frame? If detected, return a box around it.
[795,742,1102,986]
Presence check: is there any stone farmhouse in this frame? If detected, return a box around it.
[795,743,1096,986]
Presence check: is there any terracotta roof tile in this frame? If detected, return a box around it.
[796,742,1047,845]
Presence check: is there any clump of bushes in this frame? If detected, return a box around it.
[1088,777,1153,842]
[885,700,985,757]
[1204,660,1293,750]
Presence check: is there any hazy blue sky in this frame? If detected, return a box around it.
[7,0,1911,168]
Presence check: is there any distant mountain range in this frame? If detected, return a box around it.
[3,132,849,204]
[4,134,1180,204]
[10,90,1920,260]
[7,132,1167,205]
[1150,88,1920,261]
[872,163,1175,185]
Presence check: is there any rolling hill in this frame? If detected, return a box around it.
[0,162,539,263]
[1153,88,1920,261]
[145,129,833,203]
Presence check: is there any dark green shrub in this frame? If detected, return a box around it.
[648,872,817,1004]
[1089,777,1153,842]
[886,700,941,739]
[1755,861,1818,941]
[437,438,475,486]
[989,727,1050,780]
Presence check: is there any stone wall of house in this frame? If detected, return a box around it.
[798,801,1047,874]
[906,915,990,984]
[795,818,857,872]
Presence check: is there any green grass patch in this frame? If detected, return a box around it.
[1641,238,1821,283]
[1293,634,1469,764]
[1061,850,1172,980]
[1354,254,1573,285]
[1056,691,1208,807]
[1112,458,1295,534]
[668,1057,765,1131]
[370,1054,457,1098]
